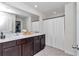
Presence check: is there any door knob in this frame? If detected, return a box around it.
[76,45,79,50]
[77,47,79,50]
[72,45,78,49]
[72,45,79,50]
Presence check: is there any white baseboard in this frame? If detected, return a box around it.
[64,50,74,56]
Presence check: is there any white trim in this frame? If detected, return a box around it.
[64,50,74,56]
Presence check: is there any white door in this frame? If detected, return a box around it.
[43,17,64,51]
[43,20,53,46]
[54,17,64,50]
[47,19,56,47]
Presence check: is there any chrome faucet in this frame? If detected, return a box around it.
[0,32,5,39]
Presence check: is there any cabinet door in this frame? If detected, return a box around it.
[34,36,40,54]
[3,46,21,56]
[40,35,45,50]
[22,42,33,56]
[0,52,1,56]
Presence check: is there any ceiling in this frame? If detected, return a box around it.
[24,2,66,16]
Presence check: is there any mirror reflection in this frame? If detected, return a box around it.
[0,12,28,33]
[0,11,39,33]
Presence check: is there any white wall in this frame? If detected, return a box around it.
[26,17,32,32]
[31,21,40,32]
[65,3,76,55]
[77,2,79,55]
[43,12,65,19]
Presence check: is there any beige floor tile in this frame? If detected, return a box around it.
[34,46,72,56]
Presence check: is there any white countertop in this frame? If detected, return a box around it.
[0,33,44,43]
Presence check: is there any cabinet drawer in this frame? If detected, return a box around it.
[16,39,27,45]
[16,38,32,45]
[3,41,16,48]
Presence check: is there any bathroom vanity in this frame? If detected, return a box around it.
[0,4,44,56]
[0,33,45,56]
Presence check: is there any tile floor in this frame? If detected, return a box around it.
[34,46,72,56]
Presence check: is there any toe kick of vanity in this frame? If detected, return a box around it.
[0,34,45,56]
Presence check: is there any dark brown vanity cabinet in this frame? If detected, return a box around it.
[2,41,21,56]
[33,36,41,54]
[0,34,45,56]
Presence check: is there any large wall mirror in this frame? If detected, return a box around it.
[0,12,28,33]
[0,3,40,33]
